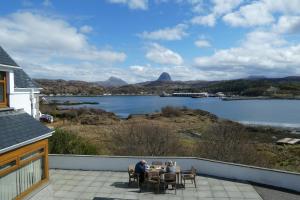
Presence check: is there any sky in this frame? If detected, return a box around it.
[0,0,300,83]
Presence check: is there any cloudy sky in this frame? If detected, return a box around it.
[1,0,300,83]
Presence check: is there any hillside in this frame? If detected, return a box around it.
[35,75,300,97]
[205,77,300,97]
[35,79,105,95]
[95,76,128,88]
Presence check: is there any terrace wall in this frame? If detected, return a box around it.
[49,154,300,192]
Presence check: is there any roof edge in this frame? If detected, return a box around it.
[0,131,54,154]
[0,64,20,69]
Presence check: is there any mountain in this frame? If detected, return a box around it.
[96,76,128,87]
[157,72,172,81]
[246,75,267,80]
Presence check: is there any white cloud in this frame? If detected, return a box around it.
[146,43,183,65]
[262,0,300,15]
[273,16,300,34]
[138,24,188,41]
[128,64,243,82]
[107,0,148,10]
[26,61,136,82]
[213,0,242,16]
[191,0,242,26]
[222,0,300,28]
[0,12,126,63]
[0,11,127,82]
[223,1,274,27]
[191,14,216,27]
[79,25,93,34]
[194,30,300,77]
[194,39,211,48]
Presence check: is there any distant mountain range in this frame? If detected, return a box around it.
[95,76,128,88]
[34,72,300,98]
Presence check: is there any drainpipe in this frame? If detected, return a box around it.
[30,88,34,117]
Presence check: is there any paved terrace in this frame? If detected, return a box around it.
[29,169,263,200]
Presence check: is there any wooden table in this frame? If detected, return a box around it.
[130,164,181,184]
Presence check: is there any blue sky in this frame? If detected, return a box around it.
[1,0,300,83]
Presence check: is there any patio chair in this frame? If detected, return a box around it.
[145,171,160,193]
[128,166,139,186]
[163,173,177,194]
[181,166,197,188]
[152,161,163,165]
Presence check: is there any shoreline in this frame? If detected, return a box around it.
[239,121,300,134]
[44,94,300,100]
[43,94,157,97]
[222,96,300,101]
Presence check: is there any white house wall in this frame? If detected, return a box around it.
[9,92,39,119]
[9,93,31,114]
[0,67,40,119]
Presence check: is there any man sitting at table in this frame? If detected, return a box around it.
[166,161,176,174]
[135,160,146,185]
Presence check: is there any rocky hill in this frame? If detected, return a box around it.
[157,72,172,81]
[96,76,127,88]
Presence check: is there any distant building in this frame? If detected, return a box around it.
[277,138,300,145]
[0,46,53,200]
[266,86,279,95]
[216,92,225,97]
[172,92,209,97]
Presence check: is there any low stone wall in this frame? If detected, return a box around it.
[49,154,300,192]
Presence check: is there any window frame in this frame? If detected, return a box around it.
[0,71,7,108]
[0,140,49,200]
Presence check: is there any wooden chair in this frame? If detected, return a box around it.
[163,173,177,194]
[145,171,160,193]
[152,161,163,165]
[128,166,139,187]
[181,166,197,188]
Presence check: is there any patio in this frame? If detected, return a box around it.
[28,169,263,200]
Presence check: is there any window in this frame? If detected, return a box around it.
[20,148,44,162]
[0,160,16,172]
[0,71,7,107]
[0,140,49,200]
[0,158,44,200]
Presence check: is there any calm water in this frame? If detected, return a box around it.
[48,96,300,128]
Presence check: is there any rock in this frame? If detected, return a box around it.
[157,72,172,82]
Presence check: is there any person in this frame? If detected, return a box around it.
[135,160,146,185]
[166,161,176,174]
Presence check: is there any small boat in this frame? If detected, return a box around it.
[191,96,203,98]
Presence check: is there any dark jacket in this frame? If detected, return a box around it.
[166,166,176,174]
[135,162,145,174]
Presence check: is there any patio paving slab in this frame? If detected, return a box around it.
[27,169,263,200]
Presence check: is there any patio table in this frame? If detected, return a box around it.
[129,164,181,184]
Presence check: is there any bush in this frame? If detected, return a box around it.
[198,123,262,165]
[49,129,97,155]
[110,122,184,156]
[161,106,182,117]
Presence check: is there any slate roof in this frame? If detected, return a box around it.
[0,109,53,154]
[0,46,40,89]
[13,68,40,88]
[0,46,19,67]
